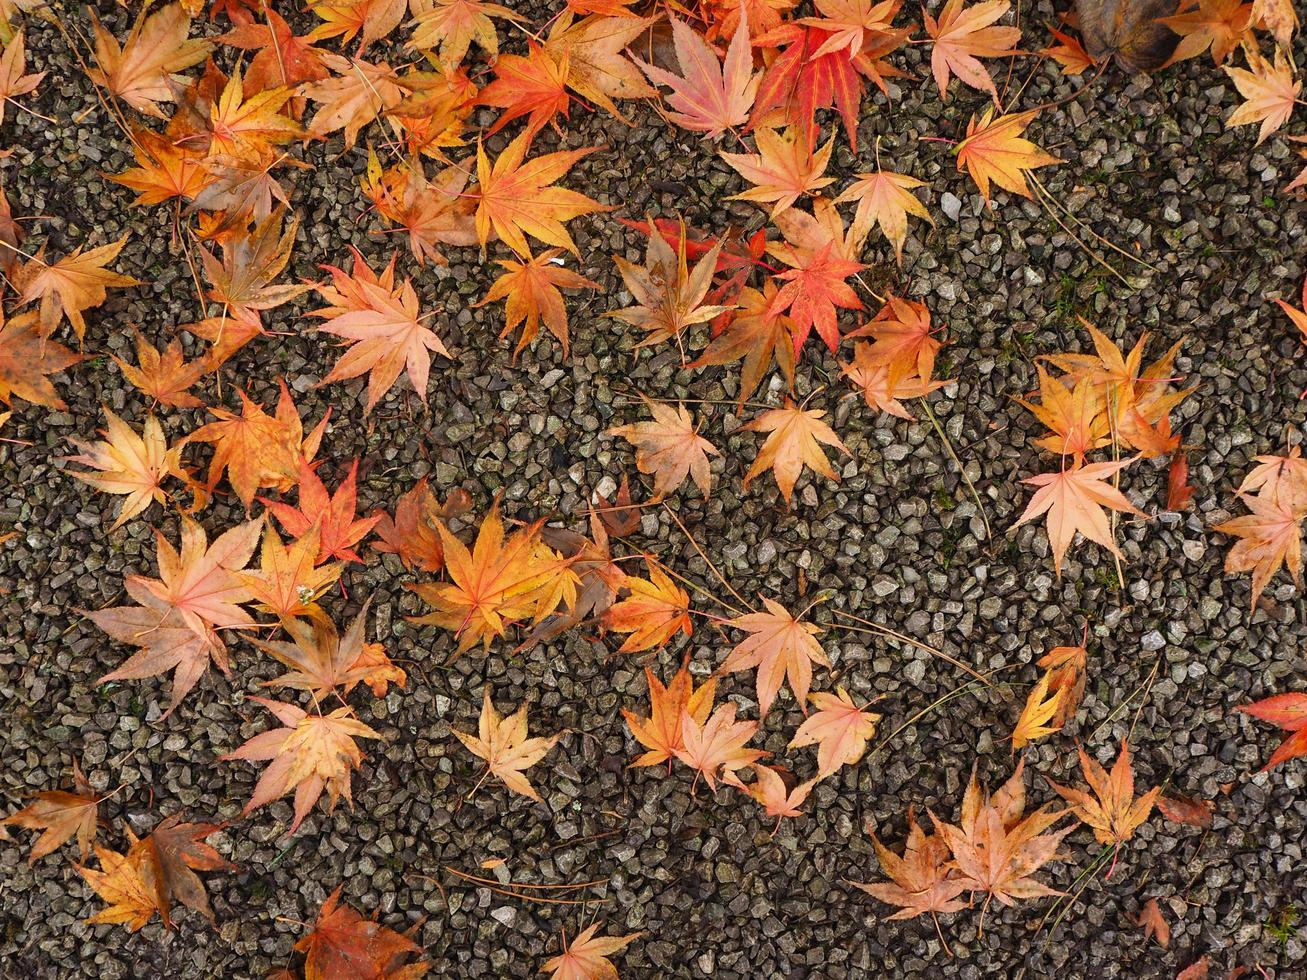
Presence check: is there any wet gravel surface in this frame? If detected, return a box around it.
[1,2,1305,978]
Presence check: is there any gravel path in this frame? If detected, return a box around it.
[1,3,1305,978]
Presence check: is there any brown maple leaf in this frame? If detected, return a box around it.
[217,8,329,97]
[607,396,719,499]
[1155,794,1216,829]
[0,311,84,409]
[605,560,693,652]
[472,131,609,258]
[15,235,140,340]
[787,686,881,777]
[361,152,478,267]
[931,761,1072,912]
[262,459,381,565]
[453,687,561,802]
[849,811,968,923]
[1136,897,1170,947]
[741,399,851,506]
[609,215,730,352]
[371,478,474,573]
[634,12,759,137]
[295,885,427,980]
[220,697,381,833]
[407,505,578,654]
[543,13,658,123]
[526,509,629,646]
[689,281,797,408]
[542,922,642,980]
[719,596,830,715]
[1012,458,1144,577]
[198,208,309,334]
[622,656,717,768]
[1048,740,1159,849]
[477,246,599,358]
[674,701,767,791]
[184,378,329,508]
[255,599,404,699]
[2,762,101,864]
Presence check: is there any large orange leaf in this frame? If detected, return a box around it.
[300,54,406,148]
[295,886,427,980]
[634,12,759,137]
[1224,47,1300,145]
[408,0,525,66]
[1159,0,1252,65]
[87,4,212,118]
[721,125,836,218]
[361,152,478,267]
[741,399,850,505]
[622,656,717,768]
[787,686,880,777]
[255,599,404,699]
[833,169,932,264]
[473,131,609,257]
[605,561,693,652]
[542,923,642,980]
[1047,740,1159,848]
[689,280,797,407]
[955,107,1060,203]
[849,811,968,920]
[262,458,381,565]
[477,246,598,357]
[1012,458,1144,576]
[238,522,342,620]
[1215,490,1305,608]
[65,408,180,530]
[15,235,140,340]
[477,44,573,147]
[0,311,84,409]
[544,13,658,122]
[220,697,381,833]
[674,701,767,791]
[923,0,1022,101]
[1,763,100,864]
[720,596,830,715]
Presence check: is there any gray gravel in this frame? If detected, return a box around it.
[1,2,1306,978]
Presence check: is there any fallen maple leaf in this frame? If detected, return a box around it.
[1167,451,1196,512]
[674,701,767,791]
[217,8,330,96]
[720,125,836,218]
[477,44,573,147]
[622,656,717,768]
[0,32,45,125]
[955,108,1060,203]
[238,522,342,620]
[1048,740,1159,848]
[112,331,207,409]
[361,152,478,267]
[15,235,140,340]
[543,13,658,123]
[609,216,730,351]
[849,811,968,921]
[1224,47,1301,145]
[607,396,719,499]
[1215,490,1305,608]
[1036,640,1088,728]
[765,200,866,353]
[220,697,381,833]
[845,293,945,395]
[453,687,561,802]
[1236,445,1307,511]
[307,0,406,51]
[924,0,1023,101]
[1011,671,1064,750]
[65,409,180,530]
[1015,366,1111,461]
[295,885,427,980]
[1160,0,1253,66]
[256,599,404,699]
[87,4,212,118]
[724,765,815,827]
[542,922,642,980]
[1012,458,1144,577]
[473,131,608,258]
[720,596,830,715]
[788,686,881,777]
[75,842,160,932]
[1136,897,1170,947]
[1251,0,1297,49]
[688,281,797,407]
[841,343,946,420]
[635,12,760,138]
[184,379,328,508]
[300,54,406,148]
[1236,691,1307,771]
[407,505,577,654]
[741,399,851,506]
[262,459,381,565]
[408,0,524,66]
[1040,24,1097,75]
[0,311,84,409]
[1,762,100,864]
[1156,794,1216,828]
[371,478,474,573]
[197,208,309,337]
[834,169,933,264]
[606,561,693,652]
[477,247,598,358]
[527,509,629,646]
[932,761,1072,909]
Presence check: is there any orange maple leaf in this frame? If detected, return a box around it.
[453,687,561,802]
[65,408,180,530]
[361,151,478,267]
[606,560,693,652]
[689,280,797,407]
[924,0,1023,101]
[110,128,213,206]
[0,311,83,409]
[255,599,404,699]
[841,342,947,419]
[218,8,330,96]
[1160,0,1253,66]
[87,4,212,118]
[477,246,598,357]
[295,886,427,979]
[720,596,830,715]
[766,200,866,353]
[300,54,406,148]
[607,396,719,499]
[1237,691,1307,771]
[1224,47,1301,145]
[741,399,850,505]
[674,701,767,791]
[542,922,642,980]
[473,131,609,258]
[112,331,207,409]
[409,0,525,65]
[834,169,933,264]
[220,697,381,833]
[1014,365,1111,461]
[849,810,968,921]
[307,0,406,51]
[238,522,342,620]
[477,44,572,146]
[544,13,659,123]
[1048,740,1159,850]
[1,762,101,864]
[262,459,381,565]
[310,247,449,413]
[724,765,815,827]
[788,686,881,777]
[1037,639,1088,727]
[197,209,309,337]
[1010,671,1064,750]
[634,12,760,137]
[720,125,836,218]
[845,293,944,395]
[16,235,140,340]
[1215,490,1305,607]
[1012,458,1144,576]
[622,656,717,768]
[371,478,473,573]
[955,107,1060,203]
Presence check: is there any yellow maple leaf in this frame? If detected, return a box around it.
[453,687,561,802]
[955,107,1060,203]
